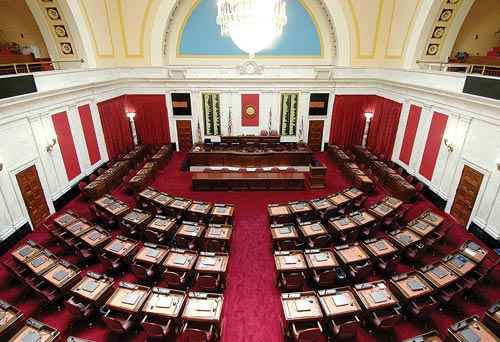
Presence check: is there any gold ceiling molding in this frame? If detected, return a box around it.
[384,0,421,59]
[347,0,384,59]
[79,0,115,58]
[117,0,152,58]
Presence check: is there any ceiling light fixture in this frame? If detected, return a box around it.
[216,0,287,58]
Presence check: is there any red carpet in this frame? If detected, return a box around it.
[0,152,498,341]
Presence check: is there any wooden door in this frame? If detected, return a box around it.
[450,165,483,226]
[16,165,50,228]
[307,120,324,151]
[176,120,193,152]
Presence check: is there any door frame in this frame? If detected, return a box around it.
[446,158,490,230]
[9,159,54,230]
[307,119,325,152]
[175,119,194,152]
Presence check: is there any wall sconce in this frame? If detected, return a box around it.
[364,112,374,120]
[126,112,136,120]
[443,138,454,152]
[46,138,57,152]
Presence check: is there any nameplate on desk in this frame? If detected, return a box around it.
[82,280,99,293]
[332,294,349,306]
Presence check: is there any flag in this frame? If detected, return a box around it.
[228,106,233,136]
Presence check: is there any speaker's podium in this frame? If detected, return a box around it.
[309,162,327,189]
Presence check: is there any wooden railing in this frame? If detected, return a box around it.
[0,59,84,75]
[416,60,500,77]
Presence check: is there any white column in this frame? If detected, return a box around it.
[127,113,138,146]
[361,112,374,148]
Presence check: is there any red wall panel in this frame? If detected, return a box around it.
[419,112,448,180]
[78,104,101,165]
[241,94,259,126]
[125,95,171,145]
[399,104,421,165]
[52,111,81,181]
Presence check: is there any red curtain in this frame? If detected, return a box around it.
[52,111,81,180]
[329,95,376,148]
[125,95,171,145]
[97,96,133,160]
[366,96,402,159]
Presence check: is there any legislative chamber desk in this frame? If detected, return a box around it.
[189,143,313,167]
[192,171,305,191]
[9,318,59,342]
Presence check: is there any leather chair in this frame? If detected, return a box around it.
[408,296,438,319]
[348,261,372,281]
[307,234,331,249]
[206,239,226,253]
[312,269,336,289]
[462,258,500,291]
[141,315,173,339]
[280,272,305,292]
[291,321,324,342]
[97,168,105,175]
[119,220,139,238]
[330,315,360,340]
[65,296,94,323]
[181,321,215,342]
[162,270,188,289]
[415,182,425,198]
[144,229,166,244]
[195,273,221,292]
[353,195,367,210]
[98,253,123,273]
[375,255,397,274]
[277,239,298,251]
[78,181,87,193]
[339,229,359,244]
[424,222,452,253]
[369,305,402,331]
[130,263,155,281]
[89,174,97,182]
[438,282,465,305]
[101,308,134,334]
[176,236,197,250]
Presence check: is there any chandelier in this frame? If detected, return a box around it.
[216,0,287,58]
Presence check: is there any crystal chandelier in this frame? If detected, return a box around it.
[216,0,287,58]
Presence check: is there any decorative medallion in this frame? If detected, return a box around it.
[46,7,61,20]
[54,25,67,38]
[432,27,446,39]
[245,105,257,119]
[426,44,439,56]
[439,9,453,22]
[60,42,73,55]
[238,60,264,75]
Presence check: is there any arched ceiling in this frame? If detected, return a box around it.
[28,0,477,69]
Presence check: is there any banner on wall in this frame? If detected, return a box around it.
[241,94,259,127]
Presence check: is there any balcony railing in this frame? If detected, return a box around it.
[0,59,84,75]
[417,60,500,77]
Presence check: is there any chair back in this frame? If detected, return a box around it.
[278,239,296,251]
[144,229,163,243]
[64,297,86,319]
[89,174,97,181]
[176,236,190,249]
[143,320,169,338]
[183,322,213,342]
[131,263,151,280]
[378,313,401,330]
[78,181,87,192]
[293,322,323,342]
[103,315,129,333]
[284,272,304,291]
[318,269,336,288]
[332,318,358,339]
[163,271,184,288]
[206,239,224,253]
[312,234,331,248]
[196,274,219,292]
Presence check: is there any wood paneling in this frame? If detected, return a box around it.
[450,165,483,226]
[307,120,324,152]
[176,120,193,152]
[16,165,50,228]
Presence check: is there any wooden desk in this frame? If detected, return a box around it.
[298,221,328,238]
[102,236,139,259]
[70,272,114,305]
[389,228,422,248]
[11,240,41,264]
[362,237,398,258]
[407,219,435,237]
[0,300,22,337]
[163,249,198,271]
[288,201,313,215]
[26,250,58,275]
[146,216,177,235]
[42,260,81,290]
[95,196,130,217]
[281,292,323,324]
[383,196,404,210]
[9,318,59,342]
[204,225,232,241]
[137,187,161,203]
[448,315,500,342]
[168,198,192,213]
[317,287,362,318]
[267,204,291,222]
[133,243,169,266]
[419,210,445,227]
[343,187,363,200]
[210,204,235,224]
[270,224,299,241]
[420,263,459,289]
[79,226,111,248]
[194,252,229,274]
[349,211,376,226]
[483,301,500,336]
[442,253,477,276]
[309,198,336,212]
[187,201,212,216]
[328,217,358,234]
[65,219,94,237]
[53,212,78,228]
[403,330,443,342]
[176,222,205,238]
[82,160,129,200]
[142,287,186,319]
[105,282,150,314]
[182,292,224,326]
[304,249,338,270]
[354,280,399,312]
[274,251,307,273]
[193,171,306,191]
[334,244,369,265]
[152,193,174,208]
[121,209,152,227]
[328,193,350,206]
[390,272,434,301]
[368,203,395,219]
[459,240,488,264]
